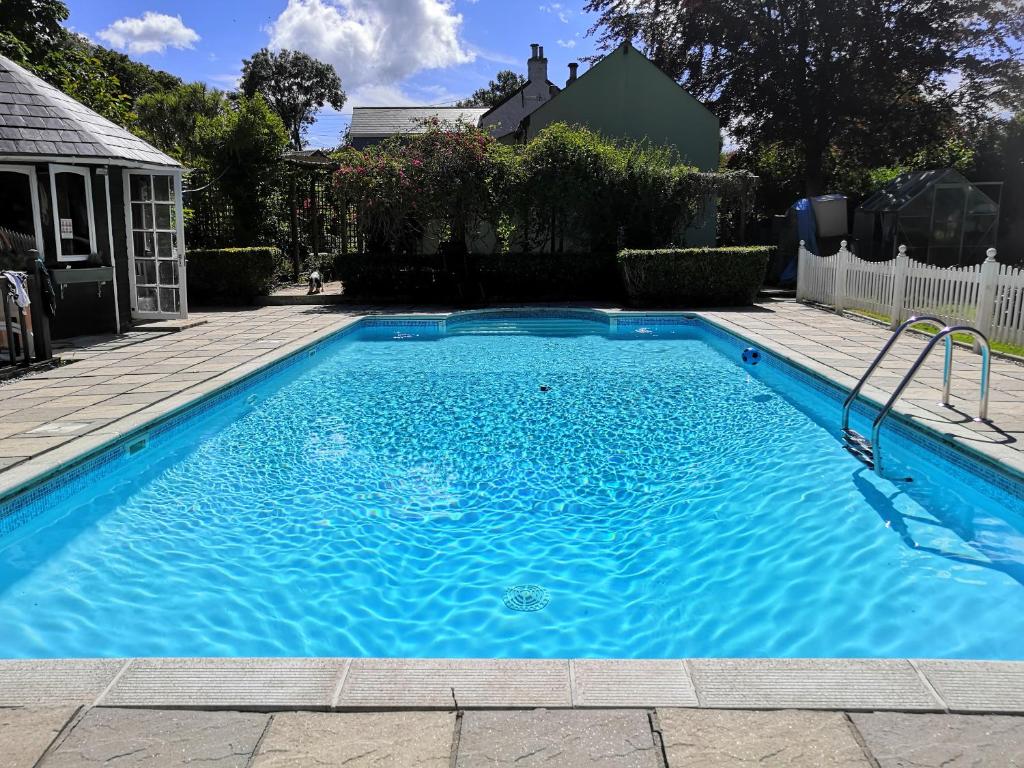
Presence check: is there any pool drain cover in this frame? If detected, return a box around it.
[504,585,550,612]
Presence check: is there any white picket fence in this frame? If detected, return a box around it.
[796,241,1024,347]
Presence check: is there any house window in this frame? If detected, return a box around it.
[48,165,97,262]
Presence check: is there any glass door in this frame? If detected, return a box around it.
[125,171,187,319]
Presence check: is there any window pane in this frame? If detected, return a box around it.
[156,232,176,259]
[159,287,180,314]
[54,171,92,257]
[135,259,156,284]
[133,231,154,257]
[130,175,152,202]
[153,204,172,230]
[137,286,158,312]
[131,203,153,231]
[153,175,172,202]
[0,172,36,248]
[158,261,178,285]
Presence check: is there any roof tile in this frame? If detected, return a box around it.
[0,54,179,167]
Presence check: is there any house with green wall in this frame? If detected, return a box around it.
[349,41,722,246]
[481,41,721,245]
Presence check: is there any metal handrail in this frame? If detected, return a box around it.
[841,315,951,432]
[870,325,991,475]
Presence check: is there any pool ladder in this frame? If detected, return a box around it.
[841,315,991,475]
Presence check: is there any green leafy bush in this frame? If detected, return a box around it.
[618,246,774,307]
[187,247,285,305]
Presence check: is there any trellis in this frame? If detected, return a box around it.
[184,152,353,281]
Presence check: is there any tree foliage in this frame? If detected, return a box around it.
[455,70,527,108]
[586,0,1024,194]
[193,95,290,245]
[335,122,755,254]
[239,48,346,150]
[136,83,225,162]
[0,0,68,64]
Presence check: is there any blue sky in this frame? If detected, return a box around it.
[66,0,601,147]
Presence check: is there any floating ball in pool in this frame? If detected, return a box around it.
[742,347,762,365]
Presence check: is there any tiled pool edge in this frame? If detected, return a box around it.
[1,657,1022,714]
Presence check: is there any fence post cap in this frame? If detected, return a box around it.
[898,244,907,254]
[986,248,998,262]
[840,240,848,248]
[799,239,805,246]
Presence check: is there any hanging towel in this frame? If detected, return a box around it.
[2,271,29,309]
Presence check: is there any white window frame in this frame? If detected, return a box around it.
[48,164,97,262]
[0,165,45,258]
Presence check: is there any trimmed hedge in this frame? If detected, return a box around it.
[475,252,620,301]
[618,246,774,307]
[333,251,621,301]
[186,247,286,305]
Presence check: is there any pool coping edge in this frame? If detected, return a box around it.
[1,657,1022,714]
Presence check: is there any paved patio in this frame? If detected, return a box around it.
[0,299,1022,498]
[4,705,1023,767]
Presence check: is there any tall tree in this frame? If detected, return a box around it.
[238,48,345,150]
[136,83,225,160]
[455,70,527,108]
[585,0,1024,194]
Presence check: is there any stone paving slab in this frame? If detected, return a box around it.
[689,659,944,711]
[337,659,571,709]
[40,708,269,768]
[572,659,698,707]
[98,658,345,710]
[850,712,1024,767]
[657,708,872,767]
[0,660,125,706]
[916,660,1024,713]
[455,709,660,767]
[0,706,78,768]
[250,711,456,768]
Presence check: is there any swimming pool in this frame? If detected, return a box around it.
[1,310,1022,660]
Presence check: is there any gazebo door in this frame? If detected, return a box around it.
[124,170,187,320]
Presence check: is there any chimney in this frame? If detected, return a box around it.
[528,43,547,83]
[567,62,578,85]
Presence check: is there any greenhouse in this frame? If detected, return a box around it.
[853,169,1002,266]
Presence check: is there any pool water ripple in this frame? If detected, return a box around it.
[0,323,1022,659]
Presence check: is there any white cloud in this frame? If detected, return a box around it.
[557,39,576,49]
[267,0,475,92]
[97,12,199,55]
[539,3,571,23]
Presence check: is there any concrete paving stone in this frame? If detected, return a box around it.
[338,659,571,708]
[41,708,269,768]
[0,706,78,768]
[850,712,1024,767]
[251,711,455,768]
[99,658,345,710]
[455,709,659,768]
[657,709,871,768]
[916,660,1024,713]
[0,660,125,706]
[689,659,943,711]
[572,659,698,707]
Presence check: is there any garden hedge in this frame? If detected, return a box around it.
[333,251,621,301]
[618,246,774,307]
[186,247,286,305]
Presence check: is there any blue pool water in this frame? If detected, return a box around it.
[1,313,1023,659]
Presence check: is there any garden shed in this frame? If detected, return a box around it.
[0,54,186,338]
[853,169,1001,266]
